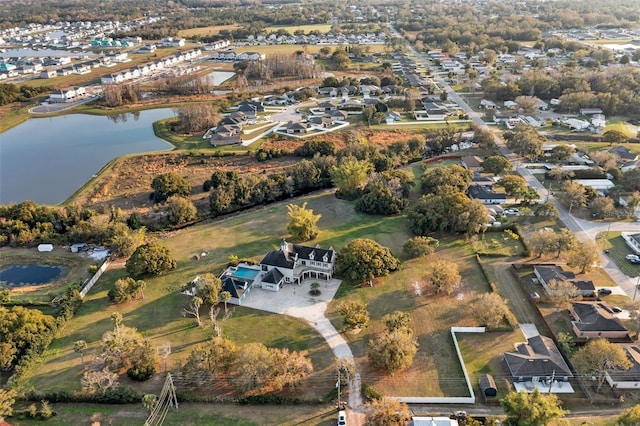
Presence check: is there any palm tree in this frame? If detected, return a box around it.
[73,340,88,369]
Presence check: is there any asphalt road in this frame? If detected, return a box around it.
[389,24,639,298]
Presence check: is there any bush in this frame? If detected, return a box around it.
[127,364,156,381]
[362,383,382,401]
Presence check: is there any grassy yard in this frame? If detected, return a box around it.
[234,44,387,56]
[598,232,640,278]
[265,24,334,34]
[0,247,96,303]
[178,24,243,38]
[9,402,339,426]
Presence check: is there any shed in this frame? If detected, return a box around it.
[480,374,497,398]
[38,244,54,252]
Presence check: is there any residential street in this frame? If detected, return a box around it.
[390,23,640,299]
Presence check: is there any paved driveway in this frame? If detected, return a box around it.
[241,278,354,359]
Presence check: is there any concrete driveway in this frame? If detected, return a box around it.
[241,278,354,360]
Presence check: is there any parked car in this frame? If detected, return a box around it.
[626,254,640,261]
[631,258,640,264]
[612,306,623,313]
[337,410,347,426]
[598,288,613,295]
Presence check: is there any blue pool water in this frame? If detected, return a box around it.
[0,264,65,287]
[232,266,259,280]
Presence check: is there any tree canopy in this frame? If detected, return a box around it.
[482,155,513,175]
[287,202,321,241]
[501,389,566,426]
[408,190,489,235]
[150,172,191,203]
[572,339,632,392]
[420,164,472,195]
[126,242,177,277]
[368,311,418,373]
[330,158,372,200]
[336,238,400,285]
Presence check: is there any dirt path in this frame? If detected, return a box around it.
[492,262,539,325]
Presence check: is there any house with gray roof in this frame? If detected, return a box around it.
[569,302,629,339]
[259,240,336,290]
[534,265,595,297]
[605,344,640,389]
[503,335,573,391]
[467,185,506,205]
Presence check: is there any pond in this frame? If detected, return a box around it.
[0,264,65,287]
[0,108,175,205]
[202,71,236,86]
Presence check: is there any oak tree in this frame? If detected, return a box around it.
[336,238,400,285]
[572,339,632,392]
[287,202,321,241]
[126,243,177,277]
[501,389,565,426]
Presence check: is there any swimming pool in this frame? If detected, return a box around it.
[232,266,260,280]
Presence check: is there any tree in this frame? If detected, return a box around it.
[501,389,566,426]
[175,103,219,133]
[497,174,528,200]
[572,339,632,392]
[0,305,56,370]
[365,397,411,426]
[514,95,540,113]
[555,228,577,258]
[590,197,615,219]
[192,274,222,306]
[150,173,191,203]
[165,196,197,225]
[528,229,558,258]
[472,293,512,327]
[548,279,580,311]
[126,243,177,277]
[602,129,628,145]
[403,236,439,258]
[330,158,372,200]
[81,369,120,395]
[287,202,321,241]
[0,389,16,420]
[220,291,231,313]
[109,224,145,258]
[423,260,461,295]
[368,327,418,372]
[420,164,472,195]
[482,155,513,175]
[504,124,544,161]
[563,181,587,213]
[183,296,203,327]
[534,202,559,217]
[339,301,370,331]
[618,404,640,426]
[74,340,88,369]
[270,347,314,391]
[108,277,146,303]
[142,394,158,414]
[567,240,600,274]
[408,191,489,235]
[382,311,412,331]
[336,238,400,285]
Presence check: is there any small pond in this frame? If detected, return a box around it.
[0,265,65,287]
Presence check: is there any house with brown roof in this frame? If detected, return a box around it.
[503,335,573,393]
[534,265,595,298]
[569,302,629,339]
[460,156,484,172]
[286,121,308,134]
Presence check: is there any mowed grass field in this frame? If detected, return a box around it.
[234,43,386,56]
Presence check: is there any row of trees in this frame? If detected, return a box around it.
[179,336,312,394]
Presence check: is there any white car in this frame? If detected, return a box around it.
[338,410,347,426]
[626,254,640,261]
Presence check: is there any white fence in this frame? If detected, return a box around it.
[80,259,111,297]
[389,326,485,404]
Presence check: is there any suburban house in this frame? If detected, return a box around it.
[569,302,629,339]
[308,115,333,128]
[468,185,506,205]
[209,124,242,146]
[608,146,638,162]
[48,87,77,103]
[580,108,603,115]
[622,232,640,255]
[460,155,484,172]
[286,121,308,134]
[533,265,595,297]
[605,344,640,389]
[259,240,336,288]
[573,179,615,192]
[326,110,349,121]
[317,100,339,112]
[318,87,338,97]
[503,335,573,393]
[480,99,498,109]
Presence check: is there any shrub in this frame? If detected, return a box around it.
[362,383,382,401]
[127,364,156,381]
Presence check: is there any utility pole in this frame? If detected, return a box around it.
[336,368,341,410]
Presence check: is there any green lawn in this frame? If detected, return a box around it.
[597,231,640,278]
[8,402,339,426]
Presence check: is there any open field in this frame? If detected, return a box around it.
[0,247,96,302]
[178,24,243,38]
[265,24,334,34]
[234,43,387,55]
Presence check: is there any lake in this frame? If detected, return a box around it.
[0,108,175,205]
